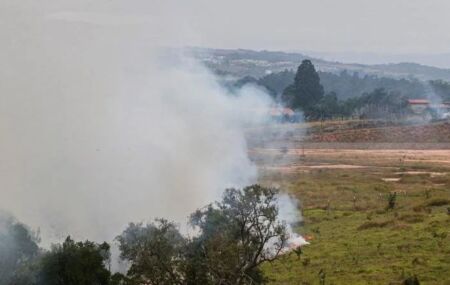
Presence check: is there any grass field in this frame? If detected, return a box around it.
[249,137,450,284]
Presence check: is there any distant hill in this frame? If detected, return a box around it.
[187,48,450,82]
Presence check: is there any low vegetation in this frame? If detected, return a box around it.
[0,186,291,285]
[256,146,450,284]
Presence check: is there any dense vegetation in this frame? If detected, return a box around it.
[276,60,410,120]
[0,215,40,284]
[258,69,428,100]
[429,80,450,101]
[0,185,291,285]
[281,60,324,113]
[227,61,450,121]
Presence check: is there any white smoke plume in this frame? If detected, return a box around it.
[422,81,446,119]
[277,194,309,250]
[0,1,273,245]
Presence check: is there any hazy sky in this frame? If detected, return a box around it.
[1,0,450,55]
[181,0,450,54]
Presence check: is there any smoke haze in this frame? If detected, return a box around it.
[0,1,273,244]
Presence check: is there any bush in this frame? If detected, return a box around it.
[386,192,397,210]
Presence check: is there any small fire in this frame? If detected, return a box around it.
[287,234,309,248]
[280,233,310,255]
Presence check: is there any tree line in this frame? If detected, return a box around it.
[0,185,290,285]
[227,60,450,121]
[280,60,410,120]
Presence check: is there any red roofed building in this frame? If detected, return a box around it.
[406,99,450,122]
[408,99,430,105]
[407,99,430,115]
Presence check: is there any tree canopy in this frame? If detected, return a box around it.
[0,185,293,285]
[116,185,289,285]
[37,237,111,285]
[0,215,40,285]
[282,60,324,114]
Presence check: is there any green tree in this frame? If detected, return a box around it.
[37,236,111,285]
[316,92,340,119]
[190,185,288,284]
[116,219,187,285]
[116,185,289,285]
[0,214,40,285]
[282,60,324,115]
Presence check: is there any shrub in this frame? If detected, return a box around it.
[386,192,397,210]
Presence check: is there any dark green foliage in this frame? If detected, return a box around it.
[278,61,411,120]
[258,69,295,95]
[116,219,186,285]
[109,273,131,285]
[190,185,288,284]
[252,66,450,121]
[429,80,450,101]
[387,192,397,210]
[319,71,426,100]
[116,185,288,285]
[318,269,326,285]
[37,236,111,285]
[350,88,409,119]
[0,214,40,285]
[228,65,450,121]
[403,275,420,285]
[315,92,343,119]
[257,69,428,101]
[282,60,324,114]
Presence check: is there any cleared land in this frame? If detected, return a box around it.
[249,121,450,285]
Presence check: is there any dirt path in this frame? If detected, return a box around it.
[250,147,450,169]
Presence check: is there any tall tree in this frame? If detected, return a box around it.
[37,237,111,285]
[282,60,324,114]
[0,214,40,285]
[116,185,289,285]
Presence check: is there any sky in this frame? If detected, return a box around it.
[1,0,450,56]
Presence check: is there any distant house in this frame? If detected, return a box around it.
[245,107,299,123]
[269,107,299,122]
[407,99,450,122]
[408,99,430,114]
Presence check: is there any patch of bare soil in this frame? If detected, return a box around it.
[262,164,369,173]
[288,149,450,166]
[381,178,401,182]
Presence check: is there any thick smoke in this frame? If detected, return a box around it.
[0,1,273,244]
[277,194,309,249]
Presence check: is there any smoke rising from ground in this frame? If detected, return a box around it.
[277,194,309,248]
[0,1,274,244]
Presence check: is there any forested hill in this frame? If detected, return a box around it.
[224,68,450,102]
[255,70,450,101]
[188,48,450,82]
